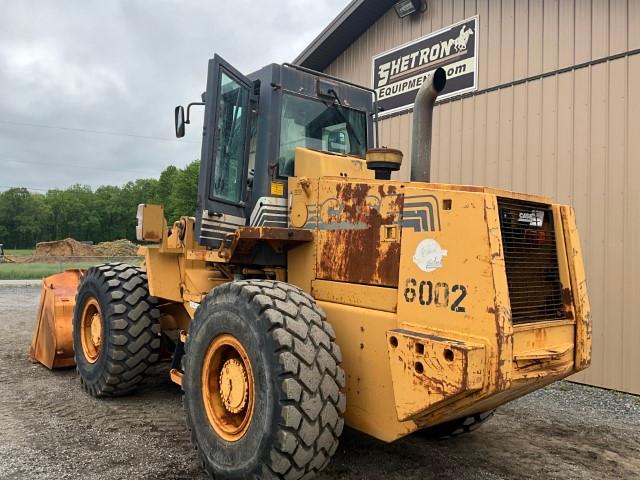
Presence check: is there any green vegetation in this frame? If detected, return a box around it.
[0,161,200,250]
[0,258,144,280]
[0,262,98,280]
[5,249,34,256]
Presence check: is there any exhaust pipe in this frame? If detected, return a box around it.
[410,67,447,182]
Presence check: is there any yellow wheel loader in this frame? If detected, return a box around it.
[30,56,591,480]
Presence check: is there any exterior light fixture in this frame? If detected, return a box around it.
[393,0,427,18]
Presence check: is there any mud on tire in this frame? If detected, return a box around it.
[182,280,346,480]
[72,263,161,397]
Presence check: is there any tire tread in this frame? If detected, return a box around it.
[73,262,160,397]
[184,280,345,480]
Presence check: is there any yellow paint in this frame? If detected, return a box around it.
[512,321,576,380]
[136,204,167,242]
[30,270,83,369]
[169,368,183,386]
[317,300,416,442]
[33,147,592,446]
[284,149,590,438]
[386,328,486,421]
[365,148,403,169]
[145,247,182,302]
[286,235,316,294]
[560,206,592,370]
[270,181,285,196]
[311,279,397,313]
[293,147,374,179]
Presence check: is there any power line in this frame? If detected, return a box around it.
[0,119,200,144]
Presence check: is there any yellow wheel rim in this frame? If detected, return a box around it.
[202,334,255,442]
[80,298,103,363]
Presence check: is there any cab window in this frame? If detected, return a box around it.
[211,72,250,203]
[278,93,367,177]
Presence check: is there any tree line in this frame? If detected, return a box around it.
[0,161,200,250]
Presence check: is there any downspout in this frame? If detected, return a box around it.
[410,67,447,182]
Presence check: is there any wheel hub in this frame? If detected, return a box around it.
[219,358,249,414]
[80,298,103,363]
[201,335,255,442]
[89,314,102,348]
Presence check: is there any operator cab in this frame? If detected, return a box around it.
[175,55,377,256]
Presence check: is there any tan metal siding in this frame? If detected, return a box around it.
[626,54,640,394]
[324,0,640,394]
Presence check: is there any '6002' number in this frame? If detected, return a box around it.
[403,279,467,313]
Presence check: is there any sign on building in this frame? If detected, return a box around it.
[372,16,478,117]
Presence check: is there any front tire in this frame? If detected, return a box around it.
[72,263,161,397]
[183,280,346,480]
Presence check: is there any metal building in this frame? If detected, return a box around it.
[295,0,640,395]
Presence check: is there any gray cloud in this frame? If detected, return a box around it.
[0,0,348,191]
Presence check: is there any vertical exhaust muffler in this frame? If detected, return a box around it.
[410,67,447,182]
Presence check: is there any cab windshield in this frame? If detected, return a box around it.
[278,93,367,177]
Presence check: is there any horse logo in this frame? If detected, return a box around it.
[454,25,474,52]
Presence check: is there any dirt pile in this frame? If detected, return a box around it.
[35,238,95,258]
[32,238,140,260]
[94,239,139,257]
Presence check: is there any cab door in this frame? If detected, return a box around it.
[196,54,255,247]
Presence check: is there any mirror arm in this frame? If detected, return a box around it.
[186,102,205,124]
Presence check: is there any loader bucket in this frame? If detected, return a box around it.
[30,269,84,369]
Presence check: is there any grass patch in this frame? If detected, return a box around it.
[0,262,98,280]
[0,258,142,280]
[5,249,34,256]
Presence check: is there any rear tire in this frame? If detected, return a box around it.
[418,410,495,439]
[182,280,346,480]
[72,263,161,397]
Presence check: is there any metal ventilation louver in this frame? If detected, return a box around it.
[497,198,567,324]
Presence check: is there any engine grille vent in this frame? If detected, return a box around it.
[497,198,567,324]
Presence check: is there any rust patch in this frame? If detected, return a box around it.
[319,182,403,287]
[492,302,511,391]
[560,288,575,319]
[377,242,401,284]
[144,230,161,242]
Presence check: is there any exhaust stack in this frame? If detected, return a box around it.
[410,67,447,182]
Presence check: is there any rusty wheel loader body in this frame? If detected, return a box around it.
[31,55,591,478]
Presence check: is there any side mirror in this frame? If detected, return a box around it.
[175,105,186,138]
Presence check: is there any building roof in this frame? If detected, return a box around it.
[293,0,396,71]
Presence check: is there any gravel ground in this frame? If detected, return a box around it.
[1,285,639,480]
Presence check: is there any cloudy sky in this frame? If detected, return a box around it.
[0,0,349,192]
